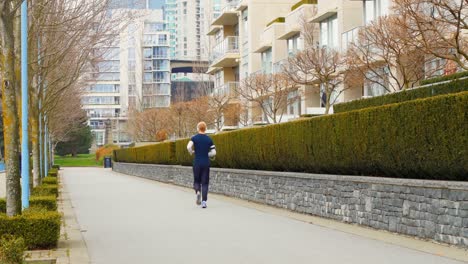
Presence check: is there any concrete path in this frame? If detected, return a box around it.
[62,167,466,264]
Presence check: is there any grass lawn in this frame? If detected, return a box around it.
[54,154,102,167]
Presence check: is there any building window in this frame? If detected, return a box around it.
[261,48,272,74]
[363,0,389,24]
[320,84,341,107]
[288,90,301,117]
[242,9,248,44]
[320,15,338,49]
[287,34,304,56]
[214,70,223,88]
[364,67,389,97]
[424,57,447,78]
[93,131,105,146]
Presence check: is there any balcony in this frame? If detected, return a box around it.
[306,107,327,115]
[212,82,239,98]
[211,1,239,26]
[341,26,362,51]
[273,59,288,73]
[210,36,240,68]
[279,1,317,40]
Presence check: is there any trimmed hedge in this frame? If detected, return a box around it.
[175,139,193,166]
[29,196,57,211]
[0,235,26,264]
[42,177,58,185]
[48,168,58,177]
[51,165,60,170]
[0,196,57,213]
[420,71,468,85]
[334,78,468,113]
[116,92,468,180]
[31,185,58,197]
[0,209,61,249]
[114,142,176,165]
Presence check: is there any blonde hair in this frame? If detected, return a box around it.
[197,121,207,133]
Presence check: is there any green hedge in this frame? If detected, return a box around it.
[334,78,468,113]
[114,142,176,165]
[48,168,58,177]
[0,209,61,249]
[0,196,57,213]
[29,196,57,211]
[31,185,58,197]
[116,92,468,180]
[174,139,192,166]
[42,177,57,185]
[420,71,468,85]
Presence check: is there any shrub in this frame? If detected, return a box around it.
[115,92,468,181]
[114,142,176,165]
[48,168,58,177]
[96,144,120,162]
[0,235,25,264]
[32,185,58,198]
[174,139,192,166]
[334,78,468,113]
[0,196,57,213]
[29,196,57,211]
[42,177,57,185]
[0,209,61,249]
[420,71,468,85]
[51,165,60,170]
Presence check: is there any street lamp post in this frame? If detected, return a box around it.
[21,0,29,209]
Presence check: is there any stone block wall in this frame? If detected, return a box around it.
[113,162,468,247]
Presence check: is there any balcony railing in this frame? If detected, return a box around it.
[273,59,289,73]
[210,36,239,63]
[221,0,239,13]
[341,26,362,51]
[212,82,239,98]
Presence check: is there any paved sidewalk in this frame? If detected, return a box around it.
[62,167,467,264]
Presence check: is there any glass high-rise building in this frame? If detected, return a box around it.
[83,8,171,147]
[109,0,164,9]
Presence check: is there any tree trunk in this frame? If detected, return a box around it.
[31,98,40,187]
[39,116,45,178]
[0,7,22,216]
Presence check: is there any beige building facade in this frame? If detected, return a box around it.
[206,0,459,128]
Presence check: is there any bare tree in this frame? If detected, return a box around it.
[238,73,297,123]
[347,16,426,93]
[0,0,22,216]
[208,89,230,131]
[28,0,127,185]
[127,108,173,142]
[285,47,345,114]
[393,0,468,71]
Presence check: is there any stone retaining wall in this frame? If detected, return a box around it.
[113,162,468,248]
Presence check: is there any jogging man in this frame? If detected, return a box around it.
[187,122,216,208]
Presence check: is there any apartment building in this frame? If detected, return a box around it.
[83,9,171,147]
[206,0,294,128]
[164,0,213,103]
[206,0,462,127]
[252,0,321,121]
